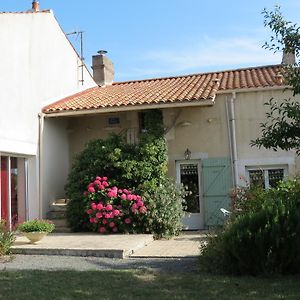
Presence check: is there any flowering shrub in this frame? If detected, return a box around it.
[84,176,148,233]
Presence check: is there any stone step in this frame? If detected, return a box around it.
[47,210,67,220]
[55,198,69,205]
[54,227,72,233]
[49,203,68,212]
[51,219,69,228]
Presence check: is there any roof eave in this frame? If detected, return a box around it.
[43,98,215,118]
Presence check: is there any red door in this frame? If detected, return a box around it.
[1,157,8,221]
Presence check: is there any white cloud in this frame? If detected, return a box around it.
[118,36,282,80]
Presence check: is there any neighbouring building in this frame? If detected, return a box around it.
[0,2,96,229]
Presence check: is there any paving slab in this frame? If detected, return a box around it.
[131,231,208,258]
[12,233,154,259]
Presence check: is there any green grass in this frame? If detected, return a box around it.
[0,270,300,300]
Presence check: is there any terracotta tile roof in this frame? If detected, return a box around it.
[43,65,284,114]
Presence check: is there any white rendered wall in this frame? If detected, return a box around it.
[0,11,96,218]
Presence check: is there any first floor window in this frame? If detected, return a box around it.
[247,166,286,189]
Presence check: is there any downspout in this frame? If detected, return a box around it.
[227,92,238,187]
[38,112,45,219]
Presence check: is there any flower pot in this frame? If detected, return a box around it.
[23,232,48,244]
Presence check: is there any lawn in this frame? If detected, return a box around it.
[1,270,300,300]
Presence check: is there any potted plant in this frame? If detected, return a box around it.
[18,219,55,244]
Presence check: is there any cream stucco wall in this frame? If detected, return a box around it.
[0,11,96,219]
[233,89,298,185]
[64,88,299,191]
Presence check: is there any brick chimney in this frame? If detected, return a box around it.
[281,41,296,65]
[92,50,114,86]
[32,1,40,12]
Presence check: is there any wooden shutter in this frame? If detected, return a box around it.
[202,157,232,227]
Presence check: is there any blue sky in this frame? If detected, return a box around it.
[1,1,300,81]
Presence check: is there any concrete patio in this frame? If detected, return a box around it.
[12,231,207,259]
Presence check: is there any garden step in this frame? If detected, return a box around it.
[49,203,68,212]
[51,219,69,228]
[53,227,72,233]
[54,198,69,205]
[46,211,67,219]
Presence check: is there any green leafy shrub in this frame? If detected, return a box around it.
[200,178,300,275]
[66,109,185,237]
[0,220,15,256]
[140,179,185,238]
[18,219,55,233]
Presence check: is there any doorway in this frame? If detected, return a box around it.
[0,156,27,229]
[176,160,204,230]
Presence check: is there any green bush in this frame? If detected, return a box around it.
[140,179,185,238]
[18,219,55,233]
[200,178,300,275]
[66,109,185,237]
[0,220,15,256]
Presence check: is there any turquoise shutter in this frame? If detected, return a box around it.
[202,157,232,227]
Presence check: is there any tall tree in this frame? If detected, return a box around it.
[251,6,300,154]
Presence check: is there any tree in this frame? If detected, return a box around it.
[251,6,300,154]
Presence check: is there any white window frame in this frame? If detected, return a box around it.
[246,165,288,189]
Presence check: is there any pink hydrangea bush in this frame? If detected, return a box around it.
[84,176,148,233]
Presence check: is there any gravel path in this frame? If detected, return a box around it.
[0,255,198,273]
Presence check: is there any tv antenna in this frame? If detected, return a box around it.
[67,30,85,86]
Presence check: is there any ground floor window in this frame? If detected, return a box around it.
[247,166,287,189]
[0,155,27,229]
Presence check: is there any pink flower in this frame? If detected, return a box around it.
[91,203,97,210]
[86,209,92,215]
[88,182,94,188]
[118,189,123,193]
[106,204,113,211]
[132,195,137,201]
[99,227,106,233]
[88,186,95,193]
[120,193,127,200]
[102,219,107,225]
[96,212,102,219]
[139,206,147,214]
[107,191,117,198]
[131,203,138,210]
[102,181,109,187]
[127,194,133,201]
[97,203,103,210]
[124,218,131,224]
[96,176,102,181]
[112,227,118,233]
[99,185,105,190]
[131,207,138,213]
[123,189,129,194]
[109,222,115,228]
[136,195,142,201]
[94,180,101,186]
[89,218,95,223]
[102,176,108,181]
[137,200,144,207]
[113,209,120,216]
[105,213,113,219]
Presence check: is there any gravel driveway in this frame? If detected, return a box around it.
[0,255,198,273]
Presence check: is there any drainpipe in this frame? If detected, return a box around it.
[38,112,45,219]
[227,92,238,187]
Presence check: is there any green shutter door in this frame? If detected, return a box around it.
[202,157,232,227]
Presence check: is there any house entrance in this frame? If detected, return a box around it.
[0,156,27,229]
[176,160,204,230]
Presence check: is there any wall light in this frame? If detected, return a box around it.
[184,148,191,160]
